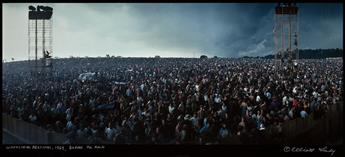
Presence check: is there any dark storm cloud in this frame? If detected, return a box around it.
[86,3,342,57]
[298,4,343,49]
[45,3,281,57]
[126,3,276,57]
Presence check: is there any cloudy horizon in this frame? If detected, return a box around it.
[2,3,343,61]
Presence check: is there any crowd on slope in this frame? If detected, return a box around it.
[2,57,343,144]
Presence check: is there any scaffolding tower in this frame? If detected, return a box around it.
[28,5,53,78]
[274,3,299,77]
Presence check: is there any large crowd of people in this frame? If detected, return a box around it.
[2,57,343,144]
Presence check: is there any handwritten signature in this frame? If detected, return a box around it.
[284,146,336,156]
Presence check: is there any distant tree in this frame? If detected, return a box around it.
[106,54,110,58]
[155,55,161,58]
[200,55,208,59]
[262,49,343,59]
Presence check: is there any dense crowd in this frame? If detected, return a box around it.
[2,57,343,144]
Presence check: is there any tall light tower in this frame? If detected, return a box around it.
[28,5,53,78]
[274,3,299,75]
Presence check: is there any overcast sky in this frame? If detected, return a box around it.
[2,3,343,61]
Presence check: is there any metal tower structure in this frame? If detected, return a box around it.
[28,5,53,78]
[274,3,299,75]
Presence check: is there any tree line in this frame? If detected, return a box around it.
[242,48,343,59]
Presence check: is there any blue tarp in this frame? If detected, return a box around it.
[114,81,126,85]
[96,104,114,110]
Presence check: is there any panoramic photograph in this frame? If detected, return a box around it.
[2,3,343,148]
